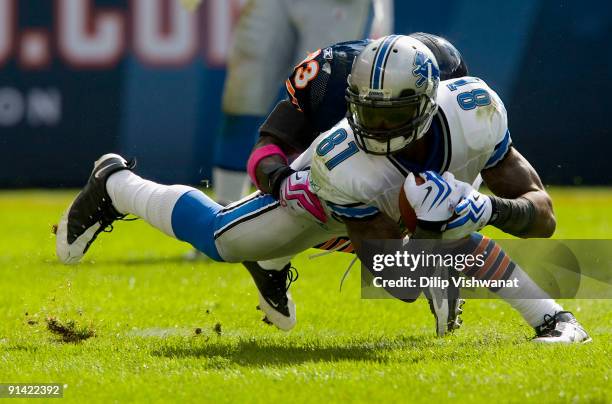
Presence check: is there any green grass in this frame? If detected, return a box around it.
[0,188,610,403]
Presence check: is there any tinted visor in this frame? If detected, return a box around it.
[346,88,435,155]
[349,101,420,132]
[346,89,427,135]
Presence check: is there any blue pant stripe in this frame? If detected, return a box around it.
[171,191,223,261]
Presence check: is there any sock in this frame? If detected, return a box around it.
[258,256,293,271]
[503,297,563,328]
[212,167,252,204]
[106,170,194,237]
[463,234,563,328]
[106,170,224,261]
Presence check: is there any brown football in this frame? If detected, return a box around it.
[398,174,424,234]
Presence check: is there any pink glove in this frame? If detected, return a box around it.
[279,171,328,223]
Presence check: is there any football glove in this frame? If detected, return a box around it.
[403,171,468,231]
[279,171,328,223]
[444,187,493,240]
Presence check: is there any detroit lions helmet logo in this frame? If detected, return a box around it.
[412,51,440,88]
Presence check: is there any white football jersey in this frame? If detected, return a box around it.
[291,77,512,223]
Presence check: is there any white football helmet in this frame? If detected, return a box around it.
[346,35,440,155]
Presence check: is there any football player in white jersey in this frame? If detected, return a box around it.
[55,35,589,343]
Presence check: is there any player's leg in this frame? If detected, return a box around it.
[459,234,590,343]
[56,154,219,264]
[211,191,344,262]
[56,154,343,262]
[243,258,297,330]
[246,237,353,331]
[56,154,345,331]
[369,0,394,39]
[213,0,297,204]
[291,0,373,58]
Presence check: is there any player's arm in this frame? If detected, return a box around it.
[249,137,297,197]
[344,213,402,256]
[481,147,556,238]
[248,48,327,196]
[246,99,314,196]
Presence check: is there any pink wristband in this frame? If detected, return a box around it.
[247,144,288,189]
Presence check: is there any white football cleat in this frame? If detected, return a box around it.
[424,265,464,337]
[532,311,591,344]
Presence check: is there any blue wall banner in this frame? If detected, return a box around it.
[1,0,610,187]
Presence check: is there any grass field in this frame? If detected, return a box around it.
[1,188,611,403]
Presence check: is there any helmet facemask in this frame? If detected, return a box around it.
[346,87,438,155]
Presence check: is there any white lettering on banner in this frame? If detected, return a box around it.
[19,30,51,69]
[0,88,62,127]
[57,0,125,68]
[0,0,14,66]
[27,89,62,126]
[133,0,197,66]
[2,0,245,68]
[0,88,24,126]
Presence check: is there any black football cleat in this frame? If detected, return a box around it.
[55,153,134,264]
[532,311,591,344]
[243,261,297,331]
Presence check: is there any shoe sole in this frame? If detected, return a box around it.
[55,154,125,265]
[56,199,102,265]
[532,336,592,344]
[429,294,464,337]
[257,292,296,332]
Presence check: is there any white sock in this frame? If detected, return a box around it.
[494,265,563,327]
[106,170,195,238]
[258,256,293,271]
[213,167,251,204]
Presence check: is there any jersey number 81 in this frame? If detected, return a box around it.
[316,128,359,170]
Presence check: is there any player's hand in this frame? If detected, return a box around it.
[443,188,493,239]
[279,171,328,223]
[404,171,468,231]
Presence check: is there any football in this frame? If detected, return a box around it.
[398,174,424,234]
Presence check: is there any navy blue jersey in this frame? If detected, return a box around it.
[285,40,371,133]
[262,36,468,152]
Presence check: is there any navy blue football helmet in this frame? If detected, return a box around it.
[409,32,468,80]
